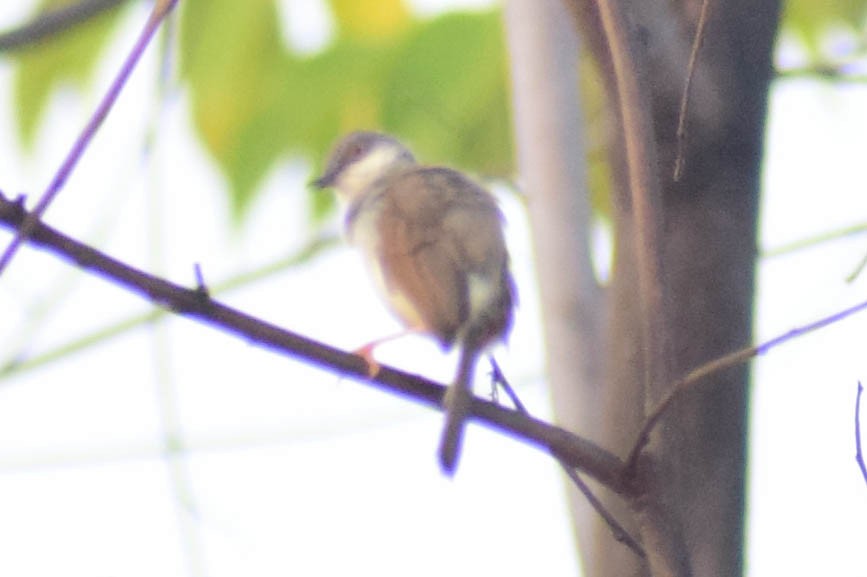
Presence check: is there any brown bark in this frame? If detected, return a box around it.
[560,1,781,575]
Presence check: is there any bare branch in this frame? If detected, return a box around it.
[0,0,178,277]
[0,191,627,492]
[628,298,867,466]
[0,0,129,52]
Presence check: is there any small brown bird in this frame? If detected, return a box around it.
[314,131,515,474]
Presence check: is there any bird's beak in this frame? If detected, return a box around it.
[311,165,337,190]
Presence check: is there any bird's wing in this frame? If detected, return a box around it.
[373,167,507,346]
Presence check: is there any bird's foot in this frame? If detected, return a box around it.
[353,342,382,378]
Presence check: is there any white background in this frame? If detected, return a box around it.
[1,1,866,576]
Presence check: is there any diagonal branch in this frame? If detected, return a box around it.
[0,0,130,52]
[0,0,178,277]
[0,191,626,493]
[628,296,867,467]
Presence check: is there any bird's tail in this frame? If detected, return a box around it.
[438,345,480,475]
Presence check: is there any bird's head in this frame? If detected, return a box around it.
[313,131,416,202]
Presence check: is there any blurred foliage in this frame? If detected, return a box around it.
[2,0,866,221]
[578,50,613,219]
[783,0,867,56]
[178,0,512,219]
[4,0,511,222]
[10,0,124,147]
[180,0,294,216]
[330,0,411,39]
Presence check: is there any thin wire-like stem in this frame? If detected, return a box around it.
[847,251,867,283]
[761,222,867,259]
[0,235,338,381]
[0,0,178,277]
[856,382,867,488]
[673,0,711,181]
[488,357,646,559]
[776,64,867,83]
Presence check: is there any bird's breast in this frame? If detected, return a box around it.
[346,201,432,334]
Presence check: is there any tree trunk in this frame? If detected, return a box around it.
[503,2,614,572]
[511,1,781,575]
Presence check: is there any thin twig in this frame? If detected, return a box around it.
[856,382,867,488]
[627,297,867,468]
[0,0,178,277]
[193,263,209,297]
[0,235,339,381]
[142,27,207,575]
[488,357,646,560]
[673,0,711,181]
[847,251,867,283]
[761,222,867,259]
[559,462,645,557]
[757,221,867,283]
[776,65,867,83]
[0,0,129,52]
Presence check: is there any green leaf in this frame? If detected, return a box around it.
[12,0,124,147]
[382,11,513,177]
[297,11,514,219]
[180,2,512,222]
[180,0,295,218]
[286,41,399,221]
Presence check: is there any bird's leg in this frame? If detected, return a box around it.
[486,355,502,403]
[353,329,424,377]
[487,355,527,413]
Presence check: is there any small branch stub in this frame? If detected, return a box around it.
[193,262,210,300]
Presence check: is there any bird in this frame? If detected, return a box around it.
[313,131,516,474]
